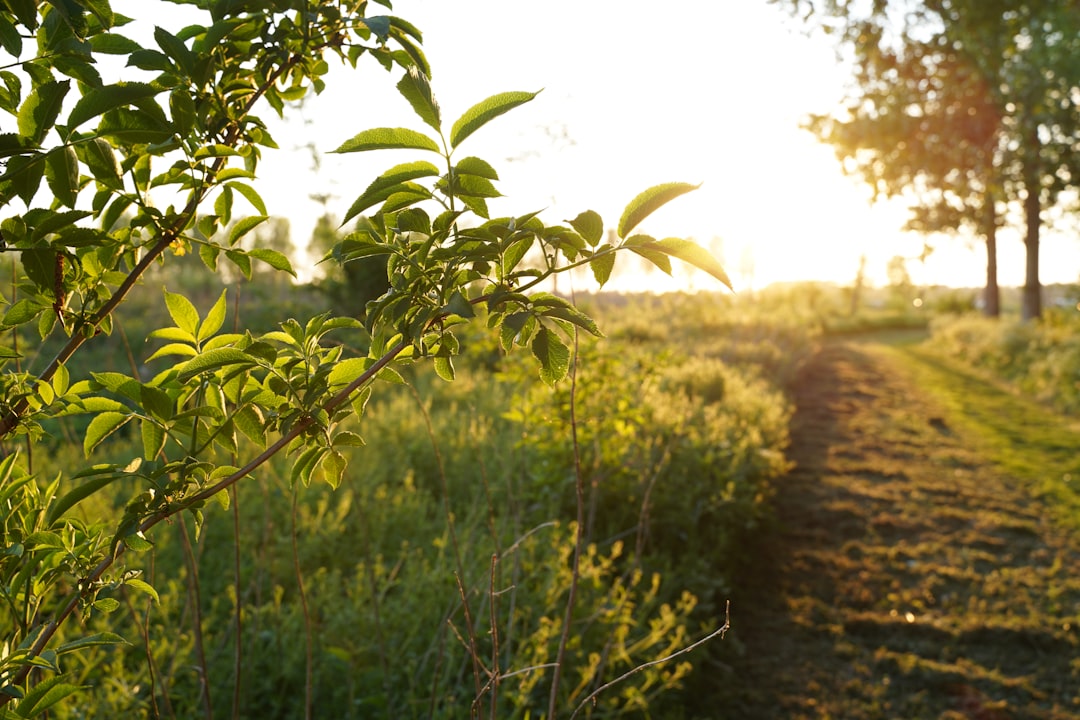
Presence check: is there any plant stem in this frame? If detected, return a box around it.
[547,326,585,719]
[178,517,213,720]
[290,490,314,720]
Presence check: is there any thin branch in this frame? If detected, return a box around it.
[178,518,213,720]
[0,38,336,440]
[0,338,409,700]
[568,601,731,720]
[547,325,585,718]
[290,489,314,720]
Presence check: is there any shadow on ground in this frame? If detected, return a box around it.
[715,340,1080,720]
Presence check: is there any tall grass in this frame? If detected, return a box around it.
[31,291,813,718]
[929,309,1080,415]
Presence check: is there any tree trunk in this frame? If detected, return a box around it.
[982,191,1000,317]
[1021,180,1041,321]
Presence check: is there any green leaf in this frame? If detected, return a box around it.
[140,419,165,460]
[47,473,122,524]
[97,107,172,145]
[327,357,369,387]
[123,578,159,603]
[0,14,22,57]
[90,33,142,54]
[169,87,195,136]
[321,449,346,489]
[14,675,84,719]
[624,234,672,275]
[433,355,455,382]
[332,128,440,154]
[233,405,266,446]
[226,181,266,215]
[396,66,440,132]
[154,26,195,77]
[449,90,539,149]
[148,326,196,344]
[569,210,604,246]
[332,430,366,448]
[454,156,498,179]
[4,0,35,30]
[177,348,258,382]
[122,532,153,552]
[228,215,267,245]
[55,632,129,656]
[84,411,132,456]
[216,168,254,181]
[44,145,80,208]
[52,362,69,396]
[248,248,295,277]
[17,80,70,144]
[82,137,122,190]
[342,161,439,224]
[291,446,324,488]
[2,298,44,327]
[226,250,251,279]
[80,0,114,28]
[361,15,391,41]
[617,182,700,239]
[144,343,197,362]
[93,598,121,614]
[2,153,46,205]
[66,82,158,130]
[198,289,228,342]
[67,397,128,414]
[530,326,570,386]
[589,246,616,286]
[645,237,732,290]
[536,304,602,338]
[164,289,199,337]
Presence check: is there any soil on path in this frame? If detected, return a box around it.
[724,339,1080,719]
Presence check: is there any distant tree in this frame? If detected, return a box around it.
[886,254,914,308]
[849,253,867,316]
[308,212,389,317]
[777,0,1080,320]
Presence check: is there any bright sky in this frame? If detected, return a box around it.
[117,1,1080,291]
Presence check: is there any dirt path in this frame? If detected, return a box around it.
[725,339,1080,719]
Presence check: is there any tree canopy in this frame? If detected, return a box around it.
[776,0,1080,319]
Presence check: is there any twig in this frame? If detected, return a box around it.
[178,517,213,720]
[569,601,731,720]
[229,284,243,720]
[489,554,500,720]
[290,490,314,720]
[547,325,585,718]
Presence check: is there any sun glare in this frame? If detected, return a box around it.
[114,0,1078,291]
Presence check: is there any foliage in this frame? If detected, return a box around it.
[0,0,737,716]
[929,309,1080,415]
[778,0,1080,320]
[12,292,803,718]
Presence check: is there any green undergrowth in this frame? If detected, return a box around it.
[29,291,811,718]
[929,310,1080,415]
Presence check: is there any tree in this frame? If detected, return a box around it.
[777,0,1080,320]
[0,0,729,712]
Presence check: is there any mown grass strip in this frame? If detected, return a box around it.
[879,341,1080,530]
